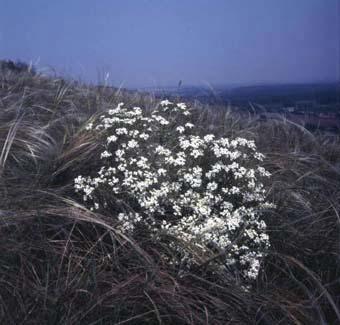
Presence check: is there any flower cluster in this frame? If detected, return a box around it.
[74,100,273,280]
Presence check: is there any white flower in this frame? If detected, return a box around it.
[115,149,125,158]
[207,182,218,191]
[107,135,118,143]
[152,115,169,125]
[132,107,142,115]
[176,126,185,134]
[157,168,167,176]
[139,133,149,140]
[177,103,187,110]
[127,139,139,148]
[190,149,203,158]
[160,99,172,106]
[129,130,140,137]
[85,122,93,130]
[155,145,171,156]
[116,128,128,135]
[100,150,112,159]
[204,134,215,142]
[75,100,273,281]
[136,157,149,169]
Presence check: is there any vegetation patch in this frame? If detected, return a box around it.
[0,68,339,324]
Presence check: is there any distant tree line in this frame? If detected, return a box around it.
[0,59,36,74]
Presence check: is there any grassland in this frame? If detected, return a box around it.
[0,68,339,324]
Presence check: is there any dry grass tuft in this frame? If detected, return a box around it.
[0,69,339,324]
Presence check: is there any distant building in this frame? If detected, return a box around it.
[295,100,317,111]
[263,103,283,111]
[319,112,337,118]
[283,106,295,113]
[319,104,332,111]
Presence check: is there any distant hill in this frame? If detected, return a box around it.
[144,83,340,107]
[224,83,340,105]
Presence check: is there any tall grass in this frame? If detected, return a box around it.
[0,68,339,324]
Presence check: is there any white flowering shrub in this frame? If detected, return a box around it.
[74,100,273,280]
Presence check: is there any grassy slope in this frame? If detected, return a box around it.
[0,70,339,324]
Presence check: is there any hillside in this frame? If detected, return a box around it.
[0,68,340,324]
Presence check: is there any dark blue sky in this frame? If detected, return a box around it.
[0,0,338,87]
